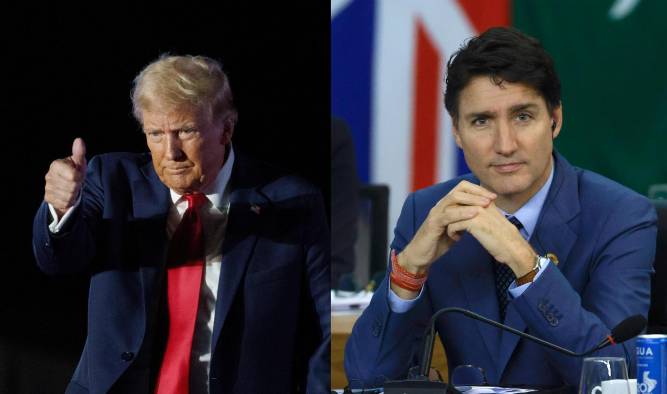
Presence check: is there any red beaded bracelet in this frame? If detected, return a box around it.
[390,272,424,292]
[390,249,428,292]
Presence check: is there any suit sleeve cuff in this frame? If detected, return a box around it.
[48,193,82,234]
[508,259,551,298]
[387,280,424,313]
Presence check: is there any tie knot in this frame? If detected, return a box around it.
[184,192,208,210]
[506,215,524,230]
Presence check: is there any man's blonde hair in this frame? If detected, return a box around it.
[131,54,238,128]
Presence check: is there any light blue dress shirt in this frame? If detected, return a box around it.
[389,164,555,313]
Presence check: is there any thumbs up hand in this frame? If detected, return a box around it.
[44,138,88,219]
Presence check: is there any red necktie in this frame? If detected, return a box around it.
[156,192,207,394]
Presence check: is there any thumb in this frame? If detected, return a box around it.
[71,137,87,170]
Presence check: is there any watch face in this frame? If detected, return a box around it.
[538,256,551,270]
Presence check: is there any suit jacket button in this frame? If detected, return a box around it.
[121,352,134,361]
[538,300,548,312]
[544,313,559,327]
[371,321,382,337]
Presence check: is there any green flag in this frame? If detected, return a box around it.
[514,0,667,196]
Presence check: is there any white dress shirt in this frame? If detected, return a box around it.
[388,164,555,313]
[49,147,236,394]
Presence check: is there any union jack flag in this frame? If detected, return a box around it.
[332,0,509,237]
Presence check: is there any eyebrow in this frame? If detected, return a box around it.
[464,111,495,122]
[509,103,540,113]
[143,124,197,134]
[463,102,541,121]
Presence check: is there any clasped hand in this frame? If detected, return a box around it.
[398,180,535,279]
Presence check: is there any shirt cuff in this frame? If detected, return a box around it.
[508,259,551,298]
[387,280,424,313]
[48,193,82,234]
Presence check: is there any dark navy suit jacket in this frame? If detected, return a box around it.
[345,153,656,388]
[33,152,330,394]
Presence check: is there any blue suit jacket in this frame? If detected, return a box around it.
[33,152,331,394]
[345,153,656,388]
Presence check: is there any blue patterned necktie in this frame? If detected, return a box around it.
[494,216,524,321]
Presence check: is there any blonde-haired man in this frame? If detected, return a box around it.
[34,55,330,393]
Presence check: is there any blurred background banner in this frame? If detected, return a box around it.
[332,0,666,239]
[514,0,666,196]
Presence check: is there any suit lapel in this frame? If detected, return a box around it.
[211,154,268,352]
[531,153,580,276]
[134,159,171,323]
[453,233,502,377]
[496,303,526,379]
[496,152,580,379]
[134,158,171,223]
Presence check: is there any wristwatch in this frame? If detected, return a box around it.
[516,254,550,286]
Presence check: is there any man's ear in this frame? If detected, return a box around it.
[551,103,563,139]
[452,118,463,148]
[220,118,235,145]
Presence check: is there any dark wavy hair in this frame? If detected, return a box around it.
[444,27,561,122]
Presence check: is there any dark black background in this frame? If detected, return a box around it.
[3,3,329,391]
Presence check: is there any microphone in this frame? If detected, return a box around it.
[589,314,648,353]
[383,309,645,394]
[418,308,647,378]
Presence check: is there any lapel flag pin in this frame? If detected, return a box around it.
[546,253,559,265]
[250,205,261,215]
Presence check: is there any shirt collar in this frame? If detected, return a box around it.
[500,160,554,239]
[169,145,235,210]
